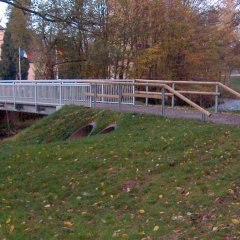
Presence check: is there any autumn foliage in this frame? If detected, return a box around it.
[1,0,240,82]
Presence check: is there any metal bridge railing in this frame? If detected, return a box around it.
[0,80,135,107]
[0,79,239,121]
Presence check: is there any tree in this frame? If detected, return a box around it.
[1,0,240,82]
[0,0,31,79]
[0,29,17,79]
[30,0,90,79]
[130,0,240,82]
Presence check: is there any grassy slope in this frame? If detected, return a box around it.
[230,76,240,92]
[0,106,239,240]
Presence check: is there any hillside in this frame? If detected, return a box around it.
[0,106,239,239]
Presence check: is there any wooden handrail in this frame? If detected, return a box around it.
[177,91,220,96]
[163,84,211,117]
[80,79,239,99]
[85,92,172,99]
[218,83,240,98]
[77,79,216,86]
[86,81,212,117]
[136,79,218,85]
[136,79,240,96]
[84,79,239,117]
[135,91,172,96]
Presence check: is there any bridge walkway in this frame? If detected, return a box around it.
[95,103,240,126]
[0,79,239,125]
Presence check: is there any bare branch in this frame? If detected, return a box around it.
[0,0,66,23]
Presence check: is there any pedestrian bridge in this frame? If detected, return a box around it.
[0,79,239,123]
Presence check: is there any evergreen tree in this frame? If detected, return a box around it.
[0,0,31,80]
[0,28,17,80]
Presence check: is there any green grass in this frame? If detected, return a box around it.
[0,106,240,239]
[230,76,240,91]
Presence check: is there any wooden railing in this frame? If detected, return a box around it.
[84,81,212,120]
[84,79,240,120]
[135,79,240,113]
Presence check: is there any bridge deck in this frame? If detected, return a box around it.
[0,79,239,125]
[96,103,240,126]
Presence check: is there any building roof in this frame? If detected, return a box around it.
[0,25,5,31]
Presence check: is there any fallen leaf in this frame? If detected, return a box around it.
[176,187,184,193]
[92,201,103,206]
[6,218,11,224]
[64,221,73,227]
[153,225,159,231]
[185,192,190,196]
[10,225,14,233]
[228,189,234,194]
[172,215,184,221]
[232,219,240,225]
[212,227,218,232]
[139,209,145,214]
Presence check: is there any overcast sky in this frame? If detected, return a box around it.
[0,2,7,27]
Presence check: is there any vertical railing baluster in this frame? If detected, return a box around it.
[133,80,135,106]
[171,82,175,109]
[13,82,16,108]
[146,85,149,106]
[215,84,219,113]
[89,84,92,108]
[35,82,37,107]
[60,82,62,105]
[118,84,122,111]
[161,87,165,117]
[94,83,97,108]
[101,84,104,103]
